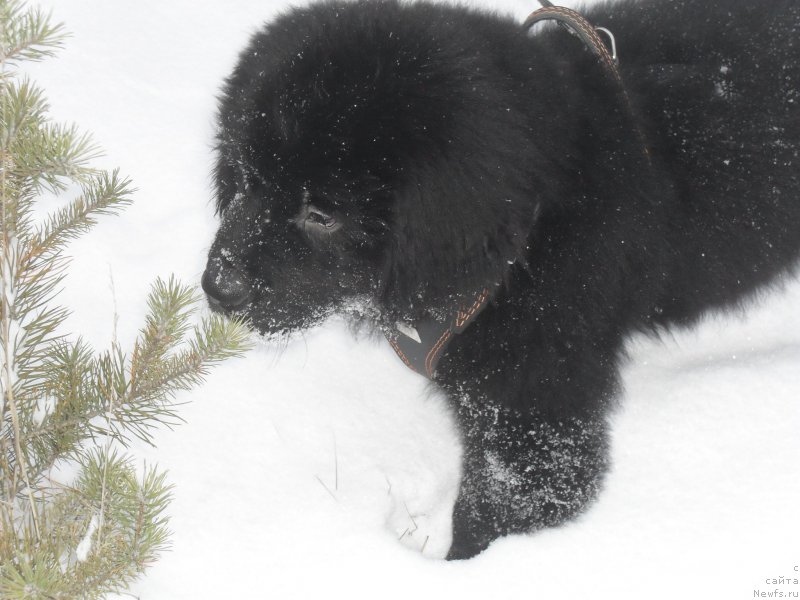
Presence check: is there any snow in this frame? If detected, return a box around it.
[1,235,20,396]
[75,514,100,563]
[22,0,800,598]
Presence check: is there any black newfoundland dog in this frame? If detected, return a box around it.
[202,0,800,559]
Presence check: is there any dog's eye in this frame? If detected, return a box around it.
[303,206,341,232]
[307,210,337,229]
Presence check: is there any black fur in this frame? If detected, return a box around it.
[203,0,800,559]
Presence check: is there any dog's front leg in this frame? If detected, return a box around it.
[445,394,609,560]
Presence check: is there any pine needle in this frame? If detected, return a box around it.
[314,475,338,501]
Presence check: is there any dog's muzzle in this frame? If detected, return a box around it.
[202,255,253,311]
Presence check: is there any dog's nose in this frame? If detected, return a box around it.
[201,256,253,310]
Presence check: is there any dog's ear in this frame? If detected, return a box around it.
[383,158,537,317]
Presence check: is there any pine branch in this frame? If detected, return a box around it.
[0,1,67,66]
[9,237,66,314]
[131,314,252,406]
[129,276,198,396]
[1,79,56,239]
[21,339,100,475]
[0,78,49,152]
[20,300,252,471]
[9,305,69,398]
[11,122,104,192]
[3,237,70,399]
[30,169,133,256]
[1,2,254,595]
[114,310,252,447]
[0,449,173,599]
[0,176,36,242]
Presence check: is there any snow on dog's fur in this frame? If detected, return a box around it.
[203,0,800,559]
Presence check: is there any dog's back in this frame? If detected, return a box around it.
[590,0,800,324]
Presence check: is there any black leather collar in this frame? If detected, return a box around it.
[385,288,491,379]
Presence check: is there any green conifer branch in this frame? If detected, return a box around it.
[1,449,173,599]
[10,244,66,312]
[0,78,49,150]
[21,305,251,474]
[0,2,254,595]
[0,1,67,67]
[129,276,198,392]
[12,122,104,191]
[31,169,133,258]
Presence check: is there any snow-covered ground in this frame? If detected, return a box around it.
[27,0,800,598]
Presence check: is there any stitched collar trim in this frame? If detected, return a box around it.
[385,288,491,379]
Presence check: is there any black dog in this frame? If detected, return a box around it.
[202,0,800,559]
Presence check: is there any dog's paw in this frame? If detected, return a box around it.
[444,493,497,560]
[445,521,493,560]
[383,469,458,559]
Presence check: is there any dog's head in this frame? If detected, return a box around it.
[203,0,546,336]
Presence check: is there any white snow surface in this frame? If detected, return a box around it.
[25,0,800,598]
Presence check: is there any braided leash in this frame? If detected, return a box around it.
[524,0,652,161]
[524,2,620,78]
